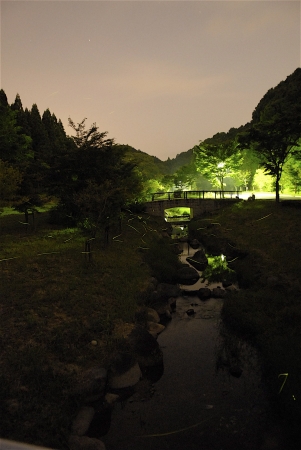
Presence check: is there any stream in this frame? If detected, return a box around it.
[101,241,274,450]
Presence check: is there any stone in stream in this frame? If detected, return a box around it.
[197,287,212,300]
[150,282,182,302]
[212,287,227,298]
[189,238,201,249]
[182,289,200,296]
[186,248,208,271]
[176,266,200,284]
[128,325,163,370]
[71,406,95,436]
[229,365,243,378]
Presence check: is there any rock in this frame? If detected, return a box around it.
[68,435,106,450]
[153,301,172,316]
[104,392,120,405]
[108,360,141,389]
[186,309,195,316]
[71,406,95,436]
[76,367,107,402]
[150,283,182,302]
[212,287,226,298]
[147,321,165,337]
[197,287,212,300]
[198,235,222,256]
[229,365,243,378]
[147,308,160,323]
[189,238,200,249]
[164,309,172,320]
[168,297,177,310]
[225,284,238,292]
[182,289,200,296]
[176,266,200,285]
[222,280,233,288]
[128,326,163,369]
[186,249,208,271]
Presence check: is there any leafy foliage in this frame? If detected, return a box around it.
[194,134,243,191]
[51,118,142,233]
[239,68,301,201]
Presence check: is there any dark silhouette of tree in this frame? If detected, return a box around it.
[53,118,142,235]
[0,160,22,210]
[0,90,31,164]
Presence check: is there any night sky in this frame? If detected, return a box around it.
[2,0,300,160]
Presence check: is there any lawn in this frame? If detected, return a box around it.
[0,210,176,448]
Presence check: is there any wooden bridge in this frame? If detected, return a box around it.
[143,190,240,221]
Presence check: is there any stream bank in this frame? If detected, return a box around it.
[99,241,276,450]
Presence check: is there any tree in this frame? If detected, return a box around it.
[193,136,243,193]
[161,174,175,192]
[239,68,301,202]
[53,118,142,235]
[0,90,31,164]
[174,163,198,190]
[281,156,301,194]
[0,160,22,210]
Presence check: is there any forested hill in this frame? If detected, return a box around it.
[160,67,301,172]
[117,145,167,179]
[121,145,195,176]
[160,149,194,174]
[252,67,301,123]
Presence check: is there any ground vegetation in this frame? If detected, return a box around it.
[189,200,301,447]
[0,209,179,448]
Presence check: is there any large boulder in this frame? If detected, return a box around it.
[176,266,200,285]
[108,352,141,389]
[186,249,208,271]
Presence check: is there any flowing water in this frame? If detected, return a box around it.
[101,242,275,450]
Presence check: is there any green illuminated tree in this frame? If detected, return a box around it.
[193,135,243,193]
[282,156,301,194]
[173,163,198,190]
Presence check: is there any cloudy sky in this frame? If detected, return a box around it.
[1,0,300,160]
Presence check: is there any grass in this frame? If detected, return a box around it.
[0,209,179,448]
[189,199,301,446]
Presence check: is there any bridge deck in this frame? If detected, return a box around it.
[148,190,239,202]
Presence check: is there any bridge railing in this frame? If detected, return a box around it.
[149,190,239,201]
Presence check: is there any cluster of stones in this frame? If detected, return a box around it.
[68,281,181,450]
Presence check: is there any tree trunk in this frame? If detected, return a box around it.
[275,175,280,203]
